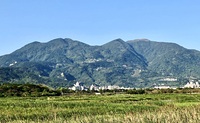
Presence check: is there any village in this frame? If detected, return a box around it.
[68,81,131,91]
[68,78,200,91]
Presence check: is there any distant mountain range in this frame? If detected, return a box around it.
[0,38,199,88]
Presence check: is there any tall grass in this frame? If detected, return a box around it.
[0,94,200,122]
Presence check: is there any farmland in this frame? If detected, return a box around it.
[0,93,200,123]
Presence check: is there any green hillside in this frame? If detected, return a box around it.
[128,39,200,77]
[0,38,147,87]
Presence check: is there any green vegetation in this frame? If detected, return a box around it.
[127,88,200,94]
[0,83,61,97]
[0,93,200,122]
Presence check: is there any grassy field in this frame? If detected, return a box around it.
[0,93,200,123]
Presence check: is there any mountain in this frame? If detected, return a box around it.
[0,38,147,87]
[1,38,200,88]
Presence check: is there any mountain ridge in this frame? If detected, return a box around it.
[0,38,200,88]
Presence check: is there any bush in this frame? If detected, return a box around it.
[127,89,146,94]
[0,83,62,97]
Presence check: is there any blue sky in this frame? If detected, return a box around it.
[0,0,200,55]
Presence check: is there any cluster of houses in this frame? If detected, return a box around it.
[154,78,200,89]
[183,79,200,88]
[69,81,131,91]
[69,78,200,91]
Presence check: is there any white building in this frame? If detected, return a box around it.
[71,82,87,91]
[184,79,200,88]
[154,85,170,89]
[107,85,120,90]
[89,84,100,91]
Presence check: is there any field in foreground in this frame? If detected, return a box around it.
[1,93,200,123]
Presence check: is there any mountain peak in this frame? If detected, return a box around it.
[113,38,124,41]
[102,38,133,51]
[48,38,68,45]
[103,38,126,46]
